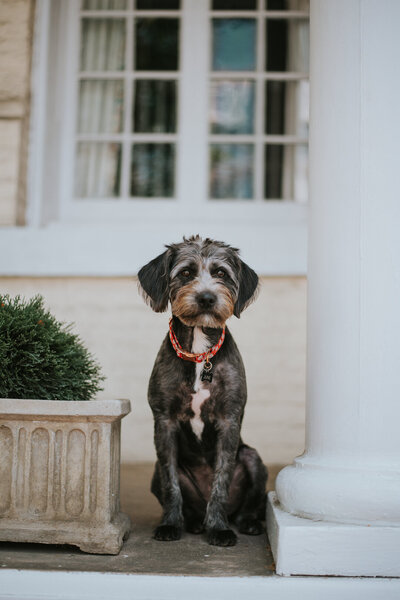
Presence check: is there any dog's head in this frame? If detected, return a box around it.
[138,235,259,328]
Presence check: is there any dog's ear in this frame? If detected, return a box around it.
[234,259,259,318]
[138,250,172,312]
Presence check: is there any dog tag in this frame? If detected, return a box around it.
[200,361,213,382]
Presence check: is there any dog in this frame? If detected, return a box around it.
[138,235,267,547]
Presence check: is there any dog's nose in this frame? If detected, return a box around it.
[197,291,217,309]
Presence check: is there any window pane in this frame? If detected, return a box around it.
[80,19,125,71]
[265,80,309,135]
[210,80,254,134]
[265,143,308,200]
[265,0,309,10]
[210,144,253,199]
[78,80,124,133]
[265,18,309,72]
[135,19,179,71]
[136,0,180,8]
[82,0,127,9]
[212,19,256,71]
[75,143,121,197]
[212,0,256,9]
[134,80,177,132]
[131,144,175,196]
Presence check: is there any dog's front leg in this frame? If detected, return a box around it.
[153,416,183,541]
[205,420,240,546]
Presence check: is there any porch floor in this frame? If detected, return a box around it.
[0,463,282,577]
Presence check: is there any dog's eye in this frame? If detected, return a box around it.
[181,269,191,278]
[216,269,226,278]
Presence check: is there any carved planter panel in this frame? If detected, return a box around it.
[0,399,131,554]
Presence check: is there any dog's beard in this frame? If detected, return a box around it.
[176,312,224,328]
[171,286,234,329]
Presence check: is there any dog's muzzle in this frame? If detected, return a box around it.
[196,291,217,311]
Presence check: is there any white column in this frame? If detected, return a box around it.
[267,0,400,577]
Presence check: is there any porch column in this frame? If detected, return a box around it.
[267,0,400,577]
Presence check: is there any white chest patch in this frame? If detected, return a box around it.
[190,327,210,439]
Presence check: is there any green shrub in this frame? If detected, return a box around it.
[0,295,104,401]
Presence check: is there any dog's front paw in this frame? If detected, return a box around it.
[207,528,237,547]
[153,524,181,541]
[237,516,264,535]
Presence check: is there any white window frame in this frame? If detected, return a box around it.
[0,0,308,276]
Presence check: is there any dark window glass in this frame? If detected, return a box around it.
[136,0,180,8]
[213,19,256,71]
[75,143,122,197]
[266,0,309,9]
[212,0,256,9]
[82,0,127,9]
[265,19,287,71]
[210,80,254,134]
[265,144,283,198]
[131,144,175,196]
[134,80,177,132]
[265,81,286,134]
[266,80,309,135]
[266,18,309,71]
[135,19,179,71]
[78,80,124,133]
[265,143,308,200]
[210,144,253,199]
[266,0,287,8]
[80,19,125,71]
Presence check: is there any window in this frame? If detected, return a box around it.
[59,0,308,213]
[21,0,309,275]
[76,0,181,200]
[209,0,309,201]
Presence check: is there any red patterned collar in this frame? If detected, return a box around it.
[169,318,225,363]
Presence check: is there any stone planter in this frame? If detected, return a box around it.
[0,398,131,554]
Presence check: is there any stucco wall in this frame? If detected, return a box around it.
[0,276,306,465]
[0,0,34,226]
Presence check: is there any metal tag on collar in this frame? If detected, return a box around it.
[200,359,213,382]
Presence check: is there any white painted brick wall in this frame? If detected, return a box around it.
[0,276,306,466]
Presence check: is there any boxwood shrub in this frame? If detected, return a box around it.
[0,294,104,401]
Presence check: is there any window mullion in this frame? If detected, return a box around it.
[177,0,209,208]
[254,3,264,203]
[59,0,82,221]
[120,0,134,200]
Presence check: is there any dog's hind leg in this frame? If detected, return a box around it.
[233,444,268,535]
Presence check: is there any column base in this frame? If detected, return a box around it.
[267,492,400,577]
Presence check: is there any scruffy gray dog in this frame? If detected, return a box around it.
[138,236,267,547]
